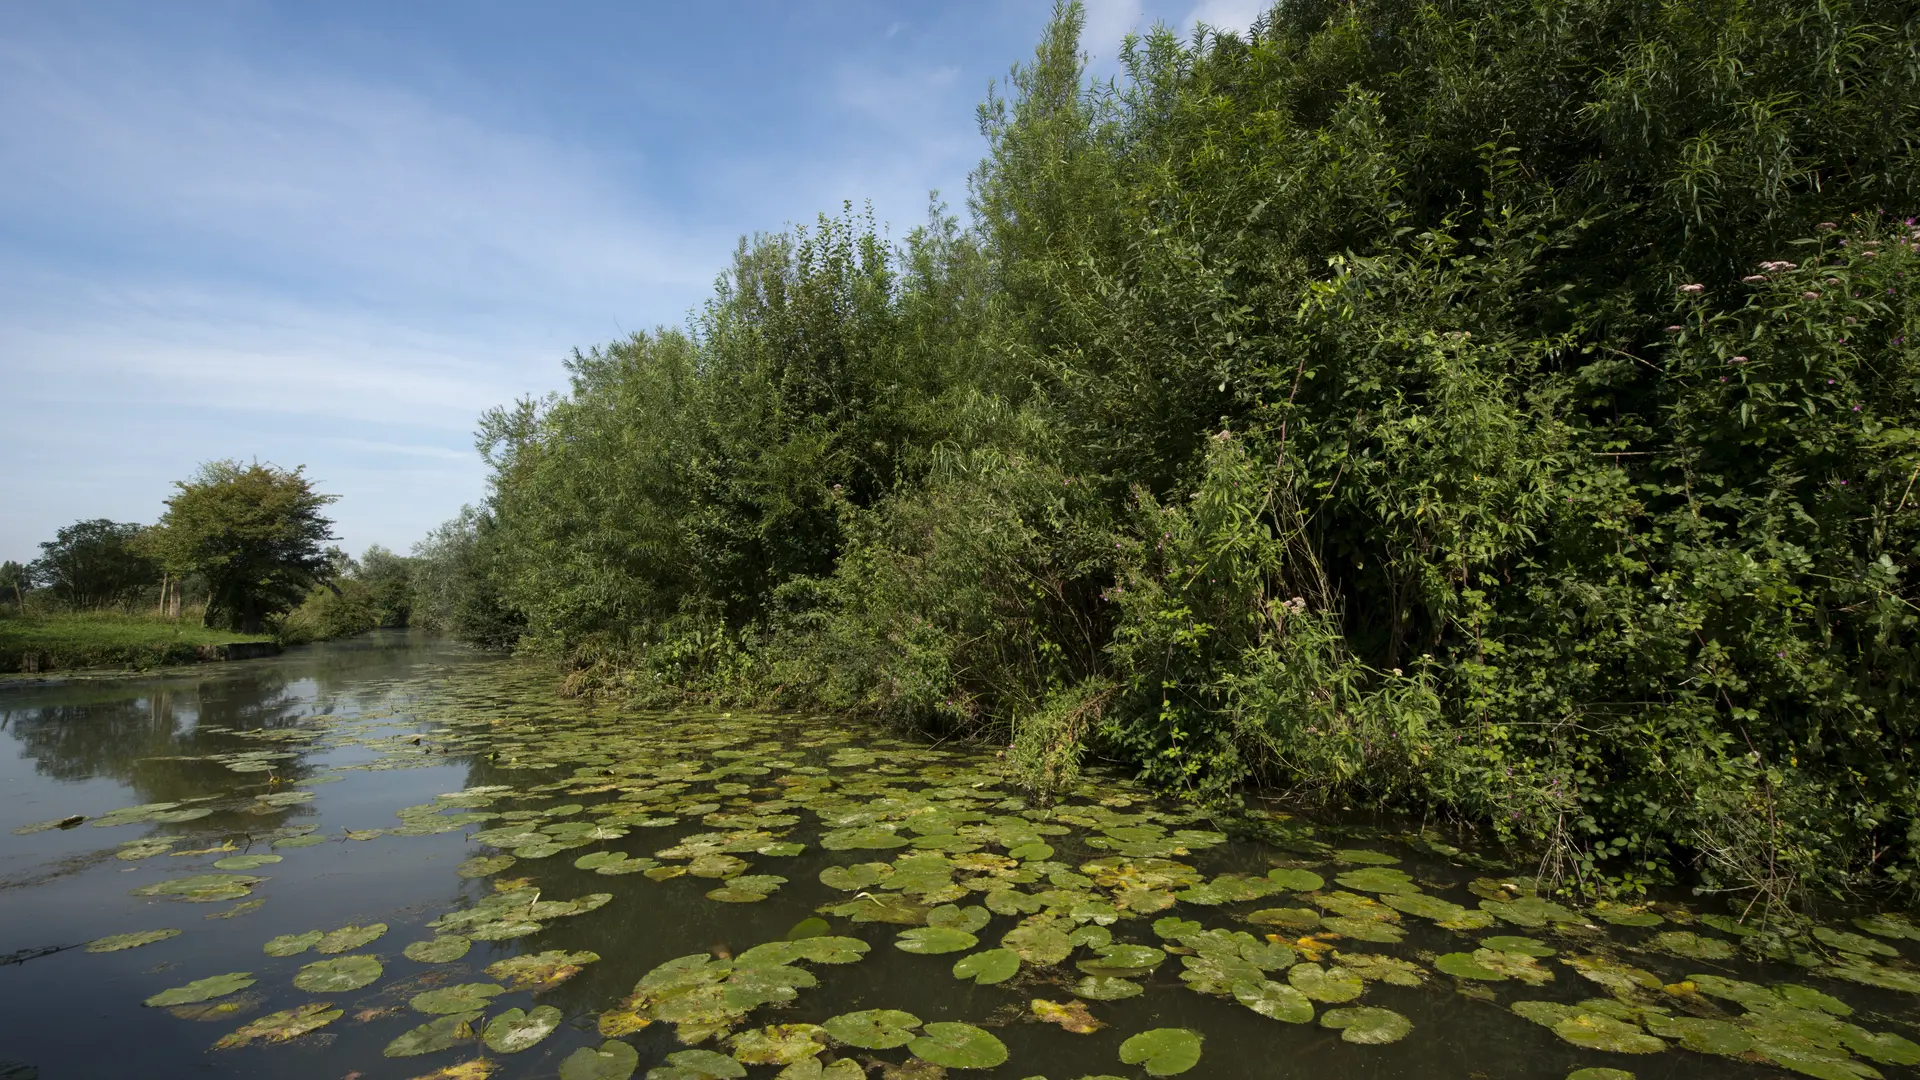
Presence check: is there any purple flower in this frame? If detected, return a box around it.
[1719,376,1727,382]
[1852,404,1861,412]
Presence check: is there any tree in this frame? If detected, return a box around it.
[27,519,159,610]
[144,462,339,633]
[0,560,29,609]
[356,545,415,627]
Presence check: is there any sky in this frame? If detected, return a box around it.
[0,0,1266,565]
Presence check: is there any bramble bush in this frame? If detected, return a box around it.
[425,0,1920,903]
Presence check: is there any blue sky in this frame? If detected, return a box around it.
[0,0,1263,564]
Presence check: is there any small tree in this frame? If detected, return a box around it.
[28,519,159,610]
[145,462,339,633]
[0,560,29,610]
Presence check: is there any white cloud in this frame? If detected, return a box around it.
[1184,0,1269,36]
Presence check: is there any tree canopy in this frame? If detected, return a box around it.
[145,462,339,633]
[28,519,158,610]
[420,0,1920,899]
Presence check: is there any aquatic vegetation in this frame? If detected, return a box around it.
[1118,1028,1202,1076]
[211,1002,343,1049]
[84,928,179,952]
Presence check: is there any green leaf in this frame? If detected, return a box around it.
[1320,1006,1412,1044]
[315,923,386,953]
[895,926,978,954]
[1232,979,1314,1023]
[1118,1028,1203,1076]
[404,935,472,963]
[144,972,256,1007]
[86,928,180,953]
[482,1005,563,1054]
[953,948,1021,984]
[292,954,383,992]
[1287,963,1364,1002]
[909,1022,1008,1069]
[263,930,323,957]
[212,1002,342,1049]
[559,1039,639,1080]
[410,982,505,1014]
[822,1009,922,1049]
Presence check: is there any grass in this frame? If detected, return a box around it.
[0,611,273,674]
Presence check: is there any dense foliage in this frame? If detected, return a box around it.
[278,544,419,644]
[23,519,158,610]
[429,0,1920,901]
[144,461,340,634]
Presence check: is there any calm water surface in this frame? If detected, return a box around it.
[1,632,1914,1080]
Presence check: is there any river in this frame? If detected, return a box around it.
[1,631,1915,1079]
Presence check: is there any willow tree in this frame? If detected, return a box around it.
[145,461,338,633]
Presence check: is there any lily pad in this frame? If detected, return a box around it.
[1552,1013,1666,1054]
[729,1024,828,1065]
[1001,922,1073,965]
[559,1040,640,1080]
[412,982,505,1015]
[1320,1006,1412,1044]
[1031,998,1103,1034]
[896,927,978,955]
[86,928,180,953]
[1334,867,1418,894]
[1483,935,1555,956]
[316,923,387,953]
[385,1011,479,1054]
[823,1009,922,1049]
[1233,979,1314,1022]
[293,954,383,992]
[212,1002,342,1048]
[1245,906,1322,930]
[1650,931,1736,961]
[486,949,600,991]
[1287,963,1364,1003]
[1074,975,1146,1000]
[1118,1028,1202,1076]
[1266,868,1326,891]
[212,854,282,871]
[952,948,1020,985]
[144,972,256,1007]
[1643,1015,1753,1056]
[405,935,473,963]
[1813,926,1900,957]
[263,930,324,957]
[909,1022,1008,1070]
[483,1005,563,1053]
[457,855,517,878]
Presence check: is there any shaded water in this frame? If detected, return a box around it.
[1,632,1916,1080]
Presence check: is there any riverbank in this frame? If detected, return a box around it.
[0,612,277,673]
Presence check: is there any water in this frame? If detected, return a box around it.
[1,632,1915,1079]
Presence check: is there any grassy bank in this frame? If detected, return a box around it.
[0,612,274,673]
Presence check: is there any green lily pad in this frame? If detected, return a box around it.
[144,972,256,1007]
[776,1059,864,1080]
[1333,849,1400,865]
[729,1024,828,1065]
[1820,960,1920,993]
[1552,1013,1666,1054]
[1813,926,1900,957]
[1118,1028,1202,1076]
[1152,916,1203,940]
[411,982,505,1014]
[1650,931,1736,961]
[1320,1006,1412,1044]
[1841,1027,1920,1066]
[1266,868,1326,891]
[263,930,324,957]
[1074,974,1146,1000]
[1483,935,1555,956]
[559,1039,640,1080]
[953,948,1021,985]
[1566,1070,1637,1080]
[1435,951,1504,980]
[1377,892,1470,922]
[910,1022,1008,1070]
[483,1005,563,1053]
[1339,953,1425,986]
[273,833,327,850]
[1002,921,1073,965]
[818,863,892,891]
[404,935,472,963]
[1245,906,1322,930]
[927,904,991,933]
[822,1009,922,1049]
[211,1002,342,1048]
[116,839,175,860]
[1643,1014,1754,1056]
[456,854,517,878]
[1334,867,1418,894]
[132,873,264,903]
[1854,913,1920,942]
[785,917,832,940]
[896,926,978,954]
[1076,943,1165,976]
[1233,979,1314,1022]
[790,936,871,964]
[86,928,181,953]
[212,854,282,871]
[315,923,386,953]
[292,954,383,992]
[487,949,600,990]
[1287,963,1364,1003]
[1776,984,1853,1016]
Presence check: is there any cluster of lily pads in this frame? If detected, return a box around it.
[25,662,1920,1080]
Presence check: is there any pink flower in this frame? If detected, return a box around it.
[1760,261,1797,272]
[1679,283,1705,294]
[1665,325,1684,332]
[1818,222,1837,230]
[1743,274,1768,283]
[1731,356,1748,363]
[1803,291,1822,300]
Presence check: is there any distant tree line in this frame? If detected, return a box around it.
[4,461,414,642]
[412,0,1919,901]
